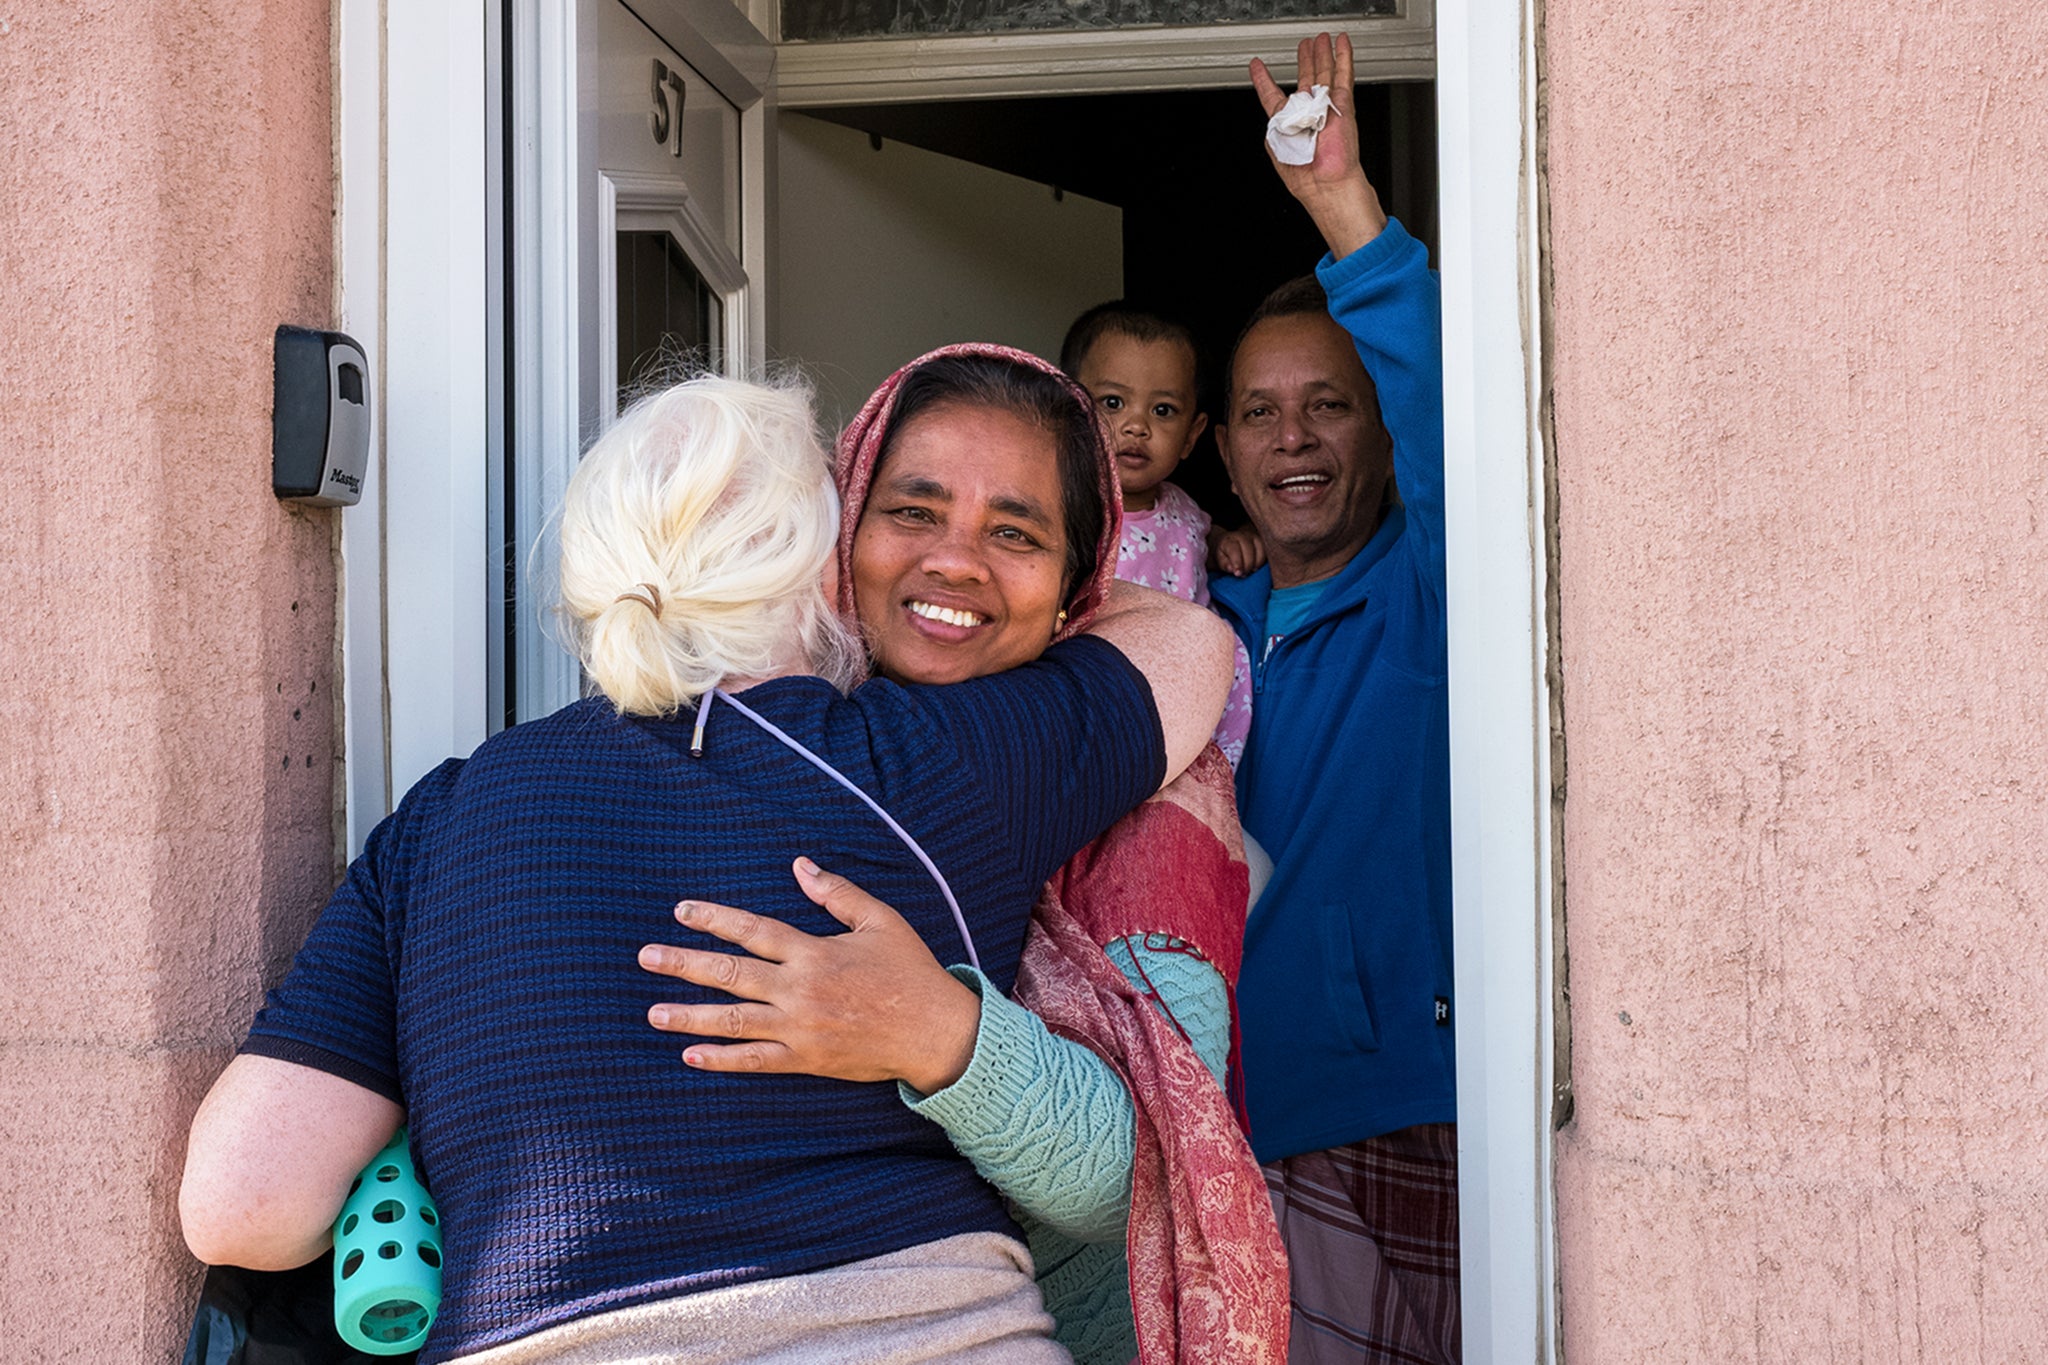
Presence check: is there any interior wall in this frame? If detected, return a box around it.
[0,2,339,1358]
[775,113,1122,430]
[1545,1,2048,1358]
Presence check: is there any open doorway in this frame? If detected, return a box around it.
[357,1,1554,1348]
[781,83,1436,530]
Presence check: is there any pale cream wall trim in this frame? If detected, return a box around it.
[775,5,1434,107]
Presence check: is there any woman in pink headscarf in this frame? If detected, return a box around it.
[643,345,1287,1363]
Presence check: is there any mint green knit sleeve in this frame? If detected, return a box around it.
[1102,935,1231,1087]
[901,941,1233,1249]
[903,967,1135,1244]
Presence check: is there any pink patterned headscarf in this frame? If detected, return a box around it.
[835,345,1289,1364]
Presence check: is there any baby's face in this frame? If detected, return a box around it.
[1073,333,1208,512]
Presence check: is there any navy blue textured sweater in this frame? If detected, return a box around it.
[241,637,1164,1361]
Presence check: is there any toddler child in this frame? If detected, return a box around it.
[1061,303,1253,768]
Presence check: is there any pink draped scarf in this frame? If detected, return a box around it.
[834,344,1288,1364]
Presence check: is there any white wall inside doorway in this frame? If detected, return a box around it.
[776,114,1122,429]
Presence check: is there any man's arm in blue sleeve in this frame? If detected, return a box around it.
[1317,219,1445,594]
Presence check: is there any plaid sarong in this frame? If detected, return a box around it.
[1263,1124,1461,1365]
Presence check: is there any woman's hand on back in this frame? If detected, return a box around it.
[640,858,982,1095]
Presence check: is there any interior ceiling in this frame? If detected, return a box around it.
[803,89,1280,209]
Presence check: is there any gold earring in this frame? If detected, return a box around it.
[1055,609,1068,631]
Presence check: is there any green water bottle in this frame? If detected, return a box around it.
[332,1128,442,1354]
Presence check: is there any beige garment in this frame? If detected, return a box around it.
[447,1232,1071,1365]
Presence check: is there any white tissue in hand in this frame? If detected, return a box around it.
[1265,85,1333,166]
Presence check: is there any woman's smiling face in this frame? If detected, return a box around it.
[851,401,1070,685]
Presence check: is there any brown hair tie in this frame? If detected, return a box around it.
[615,582,664,616]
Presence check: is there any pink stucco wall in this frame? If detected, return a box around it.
[0,4,336,1356]
[1546,2,2048,1358]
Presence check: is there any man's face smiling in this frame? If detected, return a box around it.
[1218,312,1393,588]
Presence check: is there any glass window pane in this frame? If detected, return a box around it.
[616,229,722,407]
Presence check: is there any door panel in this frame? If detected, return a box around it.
[591,0,742,255]
[503,0,768,727]
[587,0,750,421]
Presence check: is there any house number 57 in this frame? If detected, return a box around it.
[649,59,686,157]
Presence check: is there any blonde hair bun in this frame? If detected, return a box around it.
[558,374,861,715]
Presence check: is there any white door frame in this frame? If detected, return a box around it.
[338,3,1556,1358]
[337,0,775,804]
[1436,1,1559,1358]
[336,0,494,847]
[786,7,1559,1358]
[505,0,587,733]
[512,0,771,725]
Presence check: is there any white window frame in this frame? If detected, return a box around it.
[599,170,752,426]
[339,2,1555,1357]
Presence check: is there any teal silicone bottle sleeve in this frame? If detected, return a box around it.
[332,1127,442,1354]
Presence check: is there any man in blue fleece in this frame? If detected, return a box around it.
[1208,34,1458,1365]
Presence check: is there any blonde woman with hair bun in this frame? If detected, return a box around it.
[182,369,1235,1362]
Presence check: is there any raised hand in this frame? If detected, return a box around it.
[1250,32,1388,259]
[639,857,982,1094]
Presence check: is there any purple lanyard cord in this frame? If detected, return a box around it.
[691,688,981,973]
